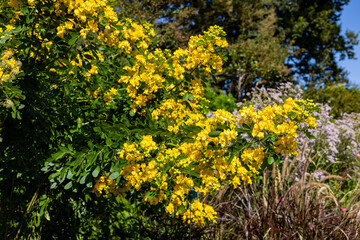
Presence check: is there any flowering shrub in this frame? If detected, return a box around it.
[301,105,360,170]
[0,0,316,236]
[237,81,303,109]
[241,82,360,172]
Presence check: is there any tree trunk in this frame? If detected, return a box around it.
[231,71,247,102]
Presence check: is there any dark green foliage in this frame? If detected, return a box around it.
[274,0,358,86]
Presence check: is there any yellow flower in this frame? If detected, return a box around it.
[140,135,157,152]
[57,25,65,38]
[165,203,175,214]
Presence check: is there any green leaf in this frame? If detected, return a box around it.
[236,128,251,133]
[80,173,89,184]
[92,166,100,178]
[50,182,57,189]
[86,152,98,168]
[93,126,101,133]
[183,92,194,101]
[66,170,73,179]
[59,169,67,184]
[261,134,272,142]
[59,146,69,152]
[268,155,274,165]
[49,171,61,180]
[64,181,73,190]
[305,130,316,140]
[145,191,156,200]
[16,111,21,120]
[41,166,49,172]
[242,124,252,131]
[188,93,194,101]
[44,210,50,221]
[227,154,235,164]
[77,117,82,128]
[39,204,46,216]
[51,151,66,160]
[274,155,281,165]
[0,36,11,44]
[109,172,120,179]
[105,137,112,146]
[88,141,94,150]
[35,213,41,227]
[70,152,85,167]
[208,131,222,137]
[68,33,78,45]
[288,112,297,118]
[129,110,135,117]
[184,169,200,177]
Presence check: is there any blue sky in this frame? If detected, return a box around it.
[340,0,360,87]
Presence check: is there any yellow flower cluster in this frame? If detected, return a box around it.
[238,98,317,155]
[0,23,13,43]
[118,51,167,112]
[112,109,271,225]
[118,137,159,192]
[116,25,227,113]
[140,135,157,155]
[296,99,318,128]
[173,25,227,75]
[6,0,154,99]
[181,199,217,225]
[0,50,21,84]
[53,0,153,50]
[102,87,117,104]
[53,0,115,31]
[241,147,267,174]
[92,173,118,197]
[151,99,189,131]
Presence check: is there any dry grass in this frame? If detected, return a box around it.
[200,149,360,240]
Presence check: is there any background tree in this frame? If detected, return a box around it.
[304,84,360,118]
[274,0,358,86]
